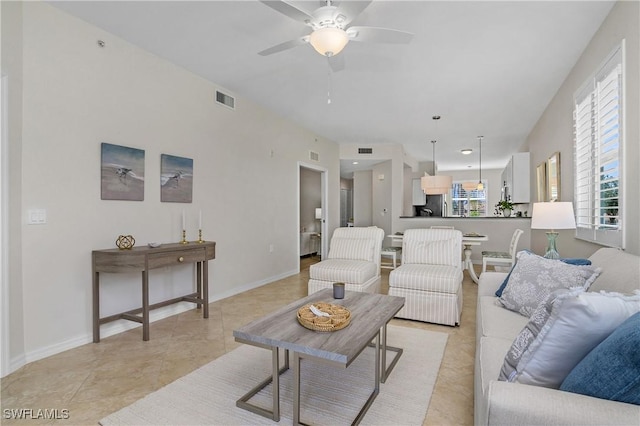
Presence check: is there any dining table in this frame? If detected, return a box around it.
[386,232,489,284]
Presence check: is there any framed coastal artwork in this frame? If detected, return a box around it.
[100,142,145,201]
[161,154,193,203]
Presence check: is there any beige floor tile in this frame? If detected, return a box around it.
[1,256,478,425]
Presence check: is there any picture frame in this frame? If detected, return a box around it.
[100,142,145,201]
[161,154,193,203]
[536,161,547,202]
[546,151,560,201]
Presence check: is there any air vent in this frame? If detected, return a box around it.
[358,148,373,154]
[215,90,235,109]
[309,151,319,161]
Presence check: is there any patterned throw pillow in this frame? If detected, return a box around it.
[499,287,640,388]
[498,251,601,317]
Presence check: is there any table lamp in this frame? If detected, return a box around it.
[531,202,576,259]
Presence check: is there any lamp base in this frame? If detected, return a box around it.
[543,231,560,259]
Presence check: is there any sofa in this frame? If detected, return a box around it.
[475,247,640,425]
[308,226,384,295]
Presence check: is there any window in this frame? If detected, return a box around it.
[451,181,487,217]
[573,41,624,248]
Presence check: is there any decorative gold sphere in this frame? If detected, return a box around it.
[116,235,135,250]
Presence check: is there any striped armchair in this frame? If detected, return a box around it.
[388,228,463,326]
[308,227,385,295]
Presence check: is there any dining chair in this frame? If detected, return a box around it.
[481,229,524,273]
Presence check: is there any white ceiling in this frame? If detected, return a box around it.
[49,1,615,171]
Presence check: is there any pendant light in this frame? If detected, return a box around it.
[421,140,453,195]
[477,136,484,191]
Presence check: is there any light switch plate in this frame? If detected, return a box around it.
[27,209,46,224]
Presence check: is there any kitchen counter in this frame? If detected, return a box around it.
[399,216,531,219]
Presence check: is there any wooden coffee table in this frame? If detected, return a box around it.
[233,289,405,425]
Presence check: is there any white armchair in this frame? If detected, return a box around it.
[308,227,385,295]
[388,228,464,326]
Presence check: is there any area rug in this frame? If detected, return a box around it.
[100,325,448,425]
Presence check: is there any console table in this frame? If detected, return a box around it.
[92,241,216,342]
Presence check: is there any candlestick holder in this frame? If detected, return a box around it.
[197,229,205,244]
[180,229,189,245]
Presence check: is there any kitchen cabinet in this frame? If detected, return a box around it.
[412,178,426,205]
[501,152,530,204]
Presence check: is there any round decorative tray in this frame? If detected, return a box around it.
[297,302,351,332]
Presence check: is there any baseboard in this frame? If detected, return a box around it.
[6,269,299,376]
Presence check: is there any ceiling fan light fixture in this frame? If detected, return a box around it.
[309,27,349,56]
[461,149,473,155]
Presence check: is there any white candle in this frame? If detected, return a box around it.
[199,210,202,229]
[182,210,185,230]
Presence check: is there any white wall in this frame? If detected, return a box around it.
[353,170,372,226]
[525,0,639,257]
[372,160,393,236]
[4,2,340,373]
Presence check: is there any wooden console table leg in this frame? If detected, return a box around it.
[93,269,100,343]
[203,261,209,318]
[196,262,202,311]
[142,270,150,341]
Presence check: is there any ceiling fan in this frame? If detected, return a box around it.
[258,0,413,69]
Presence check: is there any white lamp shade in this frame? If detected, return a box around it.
[421,174,453,195]
[531,202,576,230]
[315,208,322,219]
[309,28,349,56]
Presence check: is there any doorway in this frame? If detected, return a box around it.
[298,162,327,272]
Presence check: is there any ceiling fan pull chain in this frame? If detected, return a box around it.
[327,65,332,105]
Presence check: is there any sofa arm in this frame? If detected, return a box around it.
[477,272,508,298]
[487,381,640,425]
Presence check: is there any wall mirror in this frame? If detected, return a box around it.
[536,162,547,202]
[546,152,560,201]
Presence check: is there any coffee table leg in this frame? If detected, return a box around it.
[236,346,286,421]
[293,351,301,425]
[380,323,403,383]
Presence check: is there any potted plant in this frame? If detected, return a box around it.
[496,200,515,217]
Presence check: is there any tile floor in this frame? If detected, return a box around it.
[1,256,477,425]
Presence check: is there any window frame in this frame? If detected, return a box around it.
[573,41,625,249]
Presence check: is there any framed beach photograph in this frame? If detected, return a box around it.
[100,143,145,201]
[161,154,193,203]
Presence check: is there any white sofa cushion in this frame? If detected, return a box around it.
[327,237,375,262]
[389,264,462,293]
[309,259,377,285]
[499,287,640,388]
[477,296,529,340]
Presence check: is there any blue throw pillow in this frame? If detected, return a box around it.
[494,253,591,297]
[560,311,640,405]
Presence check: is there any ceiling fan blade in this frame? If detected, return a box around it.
[335,1,372,25]
[259,1,313,23]
[258,36,309,56]
[328,54,345,73]
[347,26,414,44]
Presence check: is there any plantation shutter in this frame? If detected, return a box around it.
[573,42,623,248]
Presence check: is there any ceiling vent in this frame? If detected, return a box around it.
[358,148,373,154]
[309,151,319,161]
[215,90,235,110]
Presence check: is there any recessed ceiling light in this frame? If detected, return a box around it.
[461,149,473,155]
[352,161,359,165]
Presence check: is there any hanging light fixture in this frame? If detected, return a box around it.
[309,27,349,57]
[421,140,453,195]
[477,136,484,191]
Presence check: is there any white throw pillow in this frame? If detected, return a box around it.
[499,250,601,317]
[327,237,375,262]
[499,287,640,388]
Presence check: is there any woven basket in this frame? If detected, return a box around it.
[297,302,351,332]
